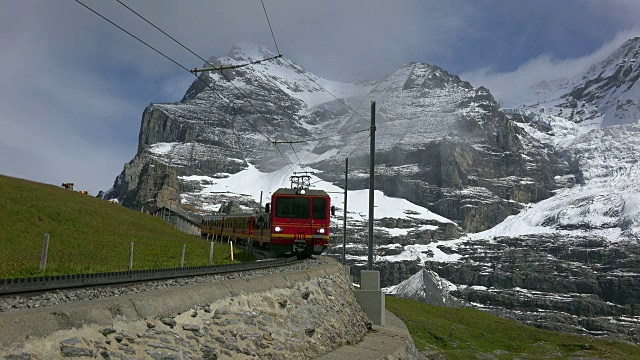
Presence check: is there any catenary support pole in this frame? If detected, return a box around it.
[343,158,348,265]
[368,101,376,271]
[181,244,186,268]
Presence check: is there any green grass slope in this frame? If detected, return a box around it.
[387,296,640,359]
[0,175,253,278]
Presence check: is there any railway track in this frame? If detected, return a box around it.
[0,257,298,296]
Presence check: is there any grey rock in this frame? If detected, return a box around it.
[182,324,200,332]
[200,345,218,360]
[100,328,116,336]
[145,350,180,360]
[60,345,93,357]
[3,353,33,360]
[160,318,177,328]
[60,337,81,345]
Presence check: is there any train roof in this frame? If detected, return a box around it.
[273,188,329,196]
[202,212,268,220]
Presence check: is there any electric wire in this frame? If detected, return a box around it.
[113,0,304,170]
[281,57,370,123]
[260,0,280,55]
[114,0,281,72]
[302,128,370,143]
[346,133,371,159]
[118,0,374,166]
[75,0,294,172]
[258,0,378,179]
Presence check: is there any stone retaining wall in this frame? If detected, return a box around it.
[0,258,370,359]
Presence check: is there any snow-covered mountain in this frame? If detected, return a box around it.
[104,39,640,343]
[376,37,640,343]
[106,41,571,238]
[508,37,640,130]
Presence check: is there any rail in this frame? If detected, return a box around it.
[0,257,298,296]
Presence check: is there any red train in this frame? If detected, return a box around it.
[201,187,334,258]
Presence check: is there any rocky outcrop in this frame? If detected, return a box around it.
[381,235,640,344]
[137,106,196,154]
[318,87,574,232]
[386,269,464,307]
[105,153,180,210]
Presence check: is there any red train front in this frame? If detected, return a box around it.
[200,173,334,259]
[268,187,333,258]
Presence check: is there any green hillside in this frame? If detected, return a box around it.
[387,296,640,359]
[0,175,253,278]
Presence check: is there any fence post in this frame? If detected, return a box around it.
[230,241,234,262]
[129,242,134,271]
[40,234,49,271]
[209,241,214,266]
[181,244,186,268]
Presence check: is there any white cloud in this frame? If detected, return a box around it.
[461,30,640,107]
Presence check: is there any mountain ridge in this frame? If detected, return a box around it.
[105,41,572,238]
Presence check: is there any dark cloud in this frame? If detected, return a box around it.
[1,0,639,193]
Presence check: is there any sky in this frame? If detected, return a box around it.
[1,0,640,194]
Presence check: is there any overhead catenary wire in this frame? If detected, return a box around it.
[75,0,295,173]
[118,0,374,168]
[260,0,280,55]
[259,0,374,193]
[281,57,371,124]
[113,0,305,170]
[258,0,378,174]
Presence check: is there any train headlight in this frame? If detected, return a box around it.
[316,228,325,234]
[274,226,283,233]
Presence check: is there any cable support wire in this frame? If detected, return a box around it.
[281,57,369,122]
[76,0,294,173]
[260,0,280,55]
[258,0,375,169]
[191,54,282,73]
[113,0,304,170]
[346,133,371,159]
[258,0,366,124]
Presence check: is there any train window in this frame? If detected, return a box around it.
[312,198,327,219]
[275,197,310,218]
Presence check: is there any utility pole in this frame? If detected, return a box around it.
[343,158,348,265]
[368,101,376,271]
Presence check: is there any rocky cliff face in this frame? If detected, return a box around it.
[107,154,180,210]
[106,42,571,231]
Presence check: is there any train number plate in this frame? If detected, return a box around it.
[294,233,305,240]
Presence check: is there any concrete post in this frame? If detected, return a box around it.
[40,234,49,272]
[230,241,234,261]
[209,241,214,266]
[354,270,385,326]
[129,242,134,271]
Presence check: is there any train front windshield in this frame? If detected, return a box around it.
[275,197,310,218]
[312,198,326,219]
